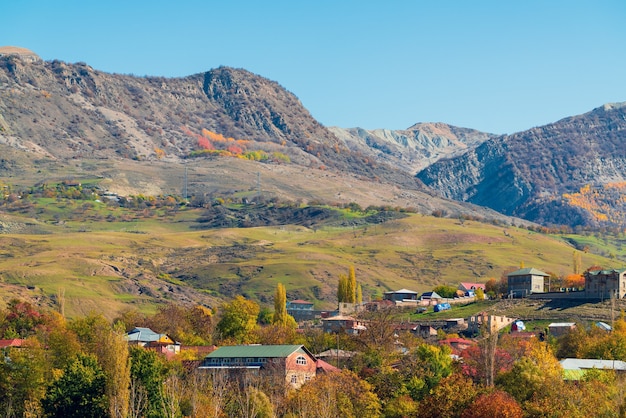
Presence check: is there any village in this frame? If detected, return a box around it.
[73,265,625,392]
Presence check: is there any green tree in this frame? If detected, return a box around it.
[433,285,458,299]
[42,353,108,418]
[401,343,454,401]
[129,347,168,418]
[216,296,260,344]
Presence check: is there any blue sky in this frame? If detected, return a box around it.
[3,1,625,134]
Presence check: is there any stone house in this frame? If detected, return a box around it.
[584,268,626,299]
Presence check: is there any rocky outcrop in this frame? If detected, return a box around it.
[330,122,495,174]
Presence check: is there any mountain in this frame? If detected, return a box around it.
[416,103,626,228]
[0,48,523,224]
[329,123,495,174]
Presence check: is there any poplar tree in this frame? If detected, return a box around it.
[273,283,288,326]
[348,265,357,303]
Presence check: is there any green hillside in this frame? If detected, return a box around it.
[0,198,616,319]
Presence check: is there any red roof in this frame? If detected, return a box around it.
[0,339,25,348]
[459,282,486,290]
[440,338,475,346]
[316,358,340,373]
[290,300,314,304]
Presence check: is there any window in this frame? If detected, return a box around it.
[296,356,307,365]
[291,375,297,384]
[246,358,254,363]
[305,375,311,382]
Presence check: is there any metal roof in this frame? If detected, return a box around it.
[205,344,312,359]
[507,267,549,277]
[560,358,626,371]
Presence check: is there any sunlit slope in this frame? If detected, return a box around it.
[0,214,613,318]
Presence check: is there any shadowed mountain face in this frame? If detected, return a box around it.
[417,103,626,228]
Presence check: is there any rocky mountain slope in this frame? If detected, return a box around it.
[417,103,626,227]
[2,47,625,229]
[330,123,495,174]
[0,48,523,224]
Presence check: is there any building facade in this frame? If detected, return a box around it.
[584,269,626,299]
[507,268,549,297]
[199,344,317,389]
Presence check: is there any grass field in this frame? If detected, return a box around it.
[0,201,620,320]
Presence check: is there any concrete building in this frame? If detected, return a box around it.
[507,268,549,297]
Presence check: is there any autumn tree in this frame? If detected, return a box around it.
[460,390,523,418]
[69,314,130,418]
[573,250,583,274]
[348,265,357,303]
[495,340,563,405]
[286,370,381,418]
[273,283,288,326]
[417,375,480,418]
[0,337,47,417]
[216,296,260,344]
[484,278,498,294]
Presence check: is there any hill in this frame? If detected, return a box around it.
[0,50,518,224]
[417,103,626,229]
[0,194,616,319]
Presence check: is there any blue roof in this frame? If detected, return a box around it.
[125,327,163,343]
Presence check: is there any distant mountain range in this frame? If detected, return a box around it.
[1,46,625,229]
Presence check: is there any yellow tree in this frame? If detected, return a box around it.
[348,265,357,303]
[273,283,288,326]
[216,296,260,344]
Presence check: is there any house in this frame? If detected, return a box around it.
[439,337,475,355]
[125,327,180,355]
[560,358,626,380]
[321,315,366,335]
[467,312,515,335]
[458,282,486,296]
[507,268,549,297]
[0,339,25,349]
[383,289,419,304]
[548,322,576,337]
[420,291,442,302]
[364,299,395,311]
[414,324,438,339]
[286,299,315,321]
[584,268,626,299]
[199,344,317,388]
[286,299,314,312]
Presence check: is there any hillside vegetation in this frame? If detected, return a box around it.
[0,189,617,319]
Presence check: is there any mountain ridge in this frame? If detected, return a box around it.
[1,48,625,228]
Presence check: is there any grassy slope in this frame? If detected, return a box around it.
[0,208,615,320]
